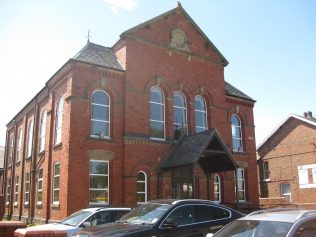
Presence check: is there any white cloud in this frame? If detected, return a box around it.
[103,0,138,13]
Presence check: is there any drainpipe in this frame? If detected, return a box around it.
[235,168,239,211]
[3,130,9,217]
[9,120,17,218]
[19,116,28,220]
[46,90,55,223]
[30,100,40,223]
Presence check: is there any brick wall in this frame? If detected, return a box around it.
[258,117,316,205]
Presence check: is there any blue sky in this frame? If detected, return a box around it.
[0,0,315,147]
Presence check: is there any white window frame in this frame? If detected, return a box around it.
[6,178,11,205]
[16,128,22,162]
[39,111,47,152]
[37,168,43,204]
[14,176,19,205]
[91,90,110,138]
[236,168,246,202]
[173,91,188,134]
[55,97,63,145]
[214,174,221,202]
[27,119,33,158]
[263,161,270,181]
[231,114,243,152]
[53,162,60,204]
[150,86,165,140]
[298,164,316,188]
[89,160,109,204]
[137,171,148,204]
[24,172,30,205]
[280,183,291,202]
[194,95,208,133]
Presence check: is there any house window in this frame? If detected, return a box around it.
[214,174,221,202]
[55,97,63,145]
[37,168,43,204]
[89,160,109,204]
[27,119,33,158]
[298,164,316,188]
[280,183,291,202]
[263,161,270,181]
[6,178,11,204]
[8,136,14,166]
[53,162,60,204]
[16,128,22,162]
[150,87,165,139]
[231,114,243,152]
[14,176,19,205]
[91,90,110,138]
[137,171,147,204]
[236,168,246,202]
[39,111,47,152]
[195,95,207,133]
[24,172,30,205]
[173,91,187,134]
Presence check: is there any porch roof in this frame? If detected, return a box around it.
[160,129,238,173]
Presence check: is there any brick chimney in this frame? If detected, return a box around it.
[303,111,313,119]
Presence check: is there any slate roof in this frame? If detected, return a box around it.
[160,129,237,172]
[72,42,124,71]
[225,81,255,102]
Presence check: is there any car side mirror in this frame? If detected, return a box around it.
[82,222,92,228]
[161,218,178,229]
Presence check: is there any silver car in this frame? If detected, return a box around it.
[208,208,316,237]
[23,207,131,236]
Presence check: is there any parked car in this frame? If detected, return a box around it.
[73,199,244,237]
[207,208,316,237]
[24,207,131,236]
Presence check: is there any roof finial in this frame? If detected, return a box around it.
[87,30,91,43]
[177,1,182,8]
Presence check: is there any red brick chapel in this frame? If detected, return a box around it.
[2,3,258,223]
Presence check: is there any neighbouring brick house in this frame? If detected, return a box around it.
[257,111,316,208]
[2,3,258,223]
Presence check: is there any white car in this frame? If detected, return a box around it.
[208,208,316,237]
[24,207,131,236]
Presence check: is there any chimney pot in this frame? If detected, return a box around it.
[307,111,313,119]
[304,112,308,118]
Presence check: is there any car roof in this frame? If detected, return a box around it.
[148,199,220,206]
[80,207,131,213]
[241,209,316,223]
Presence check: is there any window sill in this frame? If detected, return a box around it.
[38,150,45,157]
[53,143,62,150]
[89,136,113,143]
[16,160,21,166]
[14,203,18,208]
[51,203,60,209]
[36,203,42,209]
[26,156,32,161]
[263,179,271,182]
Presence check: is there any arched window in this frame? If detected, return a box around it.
[214,174,221,202]
[55,97,63,145]
[150,87,165,139]
[27,119,33,158]
[137,171,147,204]
[39,111,47,152]
[8,136,14,166]
[231,114,243,152]
[16,128,22,162]
[195,95,207,133]
[173,92,187,134]
[91,90,110,138]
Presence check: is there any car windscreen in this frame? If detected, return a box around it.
[61,210,92,226]
[119,203,172,224]
[214,219,293,237]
